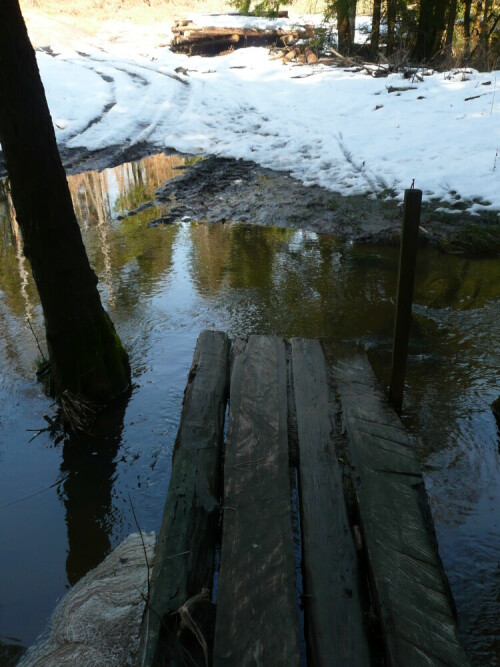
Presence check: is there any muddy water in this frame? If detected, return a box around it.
[0,153,499,665]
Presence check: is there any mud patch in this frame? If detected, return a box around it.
[140,156,499,254]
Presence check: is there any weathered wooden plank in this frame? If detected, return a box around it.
[213,335,300,667]
[334,352,470,667]
[136,330,230,667]
[290,338,370,667]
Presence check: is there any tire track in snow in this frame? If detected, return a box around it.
[37,49,119,146]
[65,53,190,149]
[336,131,380,195]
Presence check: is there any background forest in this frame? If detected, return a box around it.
[21,0,500,68]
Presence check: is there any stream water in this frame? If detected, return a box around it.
[0,153,499,665]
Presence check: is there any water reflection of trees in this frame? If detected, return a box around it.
[59,398,128,585]
[68,153,186,225]
[188,224,398,340]
[0,155,184,333]
[0,179,38,320]
[0,155,184,585]
[189,223,295,295]
[66,154,184,315]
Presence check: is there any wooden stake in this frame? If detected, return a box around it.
[389,188,422,414]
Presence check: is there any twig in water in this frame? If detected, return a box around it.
[27,427,50,443]
[26,317,46,362]
[128,493,151,603]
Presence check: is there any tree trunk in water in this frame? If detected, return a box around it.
[386,0,397,55]
[371,0,382,55]
[0,0,130,402]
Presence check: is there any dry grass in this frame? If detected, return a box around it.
[20,0,326,25]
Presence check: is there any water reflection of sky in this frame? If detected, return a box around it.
[0,154,499,664]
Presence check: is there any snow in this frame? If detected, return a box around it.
[6,14,500,213]
[185,12,324,31]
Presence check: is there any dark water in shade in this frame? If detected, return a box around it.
[0,153,499,665]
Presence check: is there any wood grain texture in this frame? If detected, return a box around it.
[214,335,300,667]
[334,352,470,667]
[291,338,370,667]
[136,330,230,667]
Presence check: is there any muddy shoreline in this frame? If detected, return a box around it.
[2,145,499,254]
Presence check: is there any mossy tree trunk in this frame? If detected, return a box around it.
[445,0,458,53]
[464,0,472,56]
[336,0,356,53]
[0,0,130,402]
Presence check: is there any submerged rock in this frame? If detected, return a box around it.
[20,532,155,667]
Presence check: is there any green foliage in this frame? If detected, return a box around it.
[308,25,332,53]
[229,0,292,18]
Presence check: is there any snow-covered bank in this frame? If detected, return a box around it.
[6,15,500,215]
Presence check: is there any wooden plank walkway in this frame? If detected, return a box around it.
[291,338,370,666]
[214,336,299,665]
[137,331,469,667]
[334,351,470,667]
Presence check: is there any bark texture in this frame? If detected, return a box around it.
[0,0,130,401]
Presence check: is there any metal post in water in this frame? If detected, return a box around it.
[389,187,422,414]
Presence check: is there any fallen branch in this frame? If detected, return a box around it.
[387,85,418,93]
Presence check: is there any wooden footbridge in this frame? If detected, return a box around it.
[136,330,469,667]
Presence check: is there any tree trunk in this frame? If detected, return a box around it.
[337,0,353,53]
[445,0,458,52]
[432,0,450,54]
[386,0,397,55]
[464,0,472,55]
[478,0,493,60]
[0,0,130,402]
[415,0,437,59]
[371,0,382,55]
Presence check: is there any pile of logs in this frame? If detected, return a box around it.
[171,18,315,56]
[282,46,318,64]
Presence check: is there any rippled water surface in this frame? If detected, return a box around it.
[0,154,499,665]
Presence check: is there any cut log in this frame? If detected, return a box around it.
[305,50,318,64]
[291,338,370,666]
[136,330,230,667]
[283,48,297,62]
[334,351,470,667]
[213,335,300,666]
